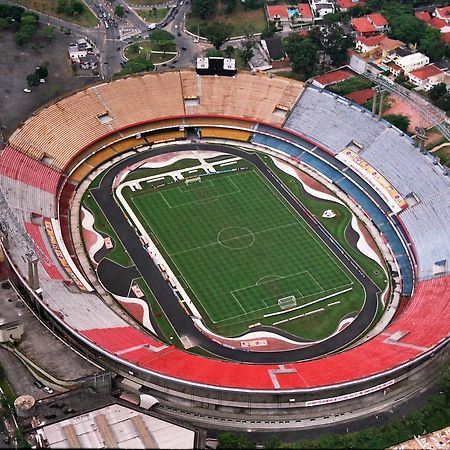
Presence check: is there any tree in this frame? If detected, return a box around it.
[26,72,40,86]
[283,34,319,78]
[429,83,447,102]
[260,21,277,39]
[419,27,445,62]
[223,0,237,14]
[384,114,410,132]
[43,25,54,41]
[202,22,233,49]
[217,432,255,449]
[114,4,124,18]
[206,48,224,57]
[191,0,216,19]
[149,29,174,42]
[320,23,352,66]
[36,65,48,79]
[0,393,14,409]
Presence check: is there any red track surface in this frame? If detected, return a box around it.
[79,277,450,390]
[0,146,60,193]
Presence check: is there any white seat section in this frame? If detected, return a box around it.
[400,189,450,280]
[285,86,387,154]
[361,128,450,202]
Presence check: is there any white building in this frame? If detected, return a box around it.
[309,0,335,18]
[408,64,445,91]
[396,52,429,74]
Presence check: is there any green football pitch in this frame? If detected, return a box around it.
[122,166,363,336]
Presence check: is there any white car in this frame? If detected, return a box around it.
[174,24,178,29]
[23,88,31,93]
[43,386,54,394]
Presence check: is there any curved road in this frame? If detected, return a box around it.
[91,143,381,363]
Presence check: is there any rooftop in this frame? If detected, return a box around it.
[357,34,386,47]
[266,4,289,18]
[336,0,366,9]
[313,69,355,86]
[397,52,428,64]
[415,11,431,23]
[428,17,449,30]
[297,3,313,18]
[409,64,443,80]
[367,13,389,27]
[351,17,377,33]
[346,88,374,105]
[436,6,450,19]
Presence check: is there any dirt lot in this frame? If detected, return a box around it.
[0,26,98,139]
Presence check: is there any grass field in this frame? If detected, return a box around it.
[15,0,98,27]
[122,165,365,339]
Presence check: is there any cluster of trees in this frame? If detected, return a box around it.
[26,65,49,87]
[191,0,263,19]
[429,82,450,116]
[215,370,450,449]
[283,24,352,79]
[56,0,85,17]
[0,5,39,47]
[381,1,446,62]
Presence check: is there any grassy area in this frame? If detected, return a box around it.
[127,0,166,5]
[186,3,266,37]
[124,40,176,63]
[14,0,98,27]
[122,165,365,340]
[274,71,305,82]
[433,145,450,167]
[260,154,387,290]
[82,193,133,267]
[135,278,183,347]
[329,76,374,96]
[135,7,168,23]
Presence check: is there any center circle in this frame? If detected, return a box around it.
[217,227,255,250]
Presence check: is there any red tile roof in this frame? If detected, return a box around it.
[297,3,313,18]
[313,69,354,86]
[415,11,431,23]
[351,17,377,33]
[357,34,386,47]
[389,63,402,71]
[442,32,450,44]
[409,64,443,80]
[367,13,388,27]
[436,6,450,19]
[428,17,448,30]
[266,4,289,18]
[336,0,365,9]
[346,88,374,105]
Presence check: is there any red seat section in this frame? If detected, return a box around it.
[0,146,61,193]
[386,276,450,348]
[80,326,165,354]
[24,222,65,280]
[79,276,450,391]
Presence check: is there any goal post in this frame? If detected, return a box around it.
[184,175,201,186]
[278,295,297,310]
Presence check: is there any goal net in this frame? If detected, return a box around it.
[278,295,296,310]
[184,175,201,186]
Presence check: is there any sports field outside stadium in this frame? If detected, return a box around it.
[119,159,367,340]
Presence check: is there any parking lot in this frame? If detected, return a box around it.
[0,27,96,139]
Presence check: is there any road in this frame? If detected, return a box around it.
[92,143,380,363]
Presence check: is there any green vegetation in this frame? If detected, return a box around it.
[14,0,97,27]
[329,76,374,96]
[260,154,387,292]
[433,145,450,167]
[136,7,168,23]
[364,92,391,113]
[82,193,133,267]
[0,5,40,47]
[122,165,365,339]
[135,278,182,347]
[114,4,124,18]
[187,1,266,37]
[283,34,319,79]
[26,64,48,86]
[384,114,410,132]
[127,0,166,5]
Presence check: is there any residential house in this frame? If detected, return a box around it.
[408,64,445,90]
[265,4,290,28]
[309,0,335,18]
[396,52,429,74]
[367,13,389,32]
[435,6,450,23]
[297,3,314,23]
[351,17,377,36]
[337,0,366,12]
[355,34,386,53]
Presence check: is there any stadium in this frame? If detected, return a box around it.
[0,70,449,430]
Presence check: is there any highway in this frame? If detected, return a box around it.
[91,143,381,364]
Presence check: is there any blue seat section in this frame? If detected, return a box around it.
[256,124,317,151]
[251,132,414,295]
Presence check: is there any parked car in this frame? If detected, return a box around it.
[23,88,31,93]
[44,386,54,394]
[34,380,44,389]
